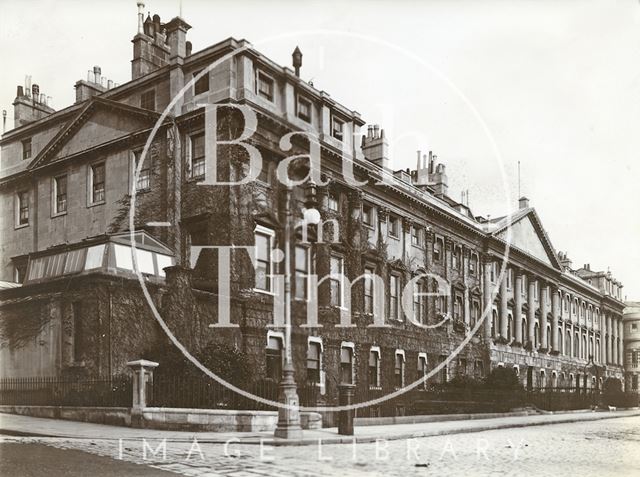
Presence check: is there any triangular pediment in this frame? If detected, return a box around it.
[29,97,161,169]
[495,211,561,270]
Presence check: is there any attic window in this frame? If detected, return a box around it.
[140,90,155,111]
[257,71,274,101]
[332,117,344,141]
[22,138,32,160]
[297,95,311,122]
[193,70,209,95]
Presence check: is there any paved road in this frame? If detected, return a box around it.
[2,415,639,476]
[0,442,177,477]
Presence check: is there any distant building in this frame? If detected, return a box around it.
[623,302,640,393]
[0,4,627,401]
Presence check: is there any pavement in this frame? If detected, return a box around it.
[3,413,640,476]
[1,408,640,445]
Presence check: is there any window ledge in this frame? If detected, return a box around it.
[52,211,67,218]
[253,288,276,297]
[88,201,105,208]
[135,188,151,194]
[14,223,29,230]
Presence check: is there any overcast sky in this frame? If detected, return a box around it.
[1,0,639,297]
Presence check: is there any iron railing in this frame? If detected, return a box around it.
[0,376,132,407]
[148,374,320,410]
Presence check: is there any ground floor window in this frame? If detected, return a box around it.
[368,348,381,389]
[394,350,405,388]
[340,345,354,384]
[306,341,321,384]
[266,335,283,381]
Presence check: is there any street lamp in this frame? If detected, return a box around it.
[273,176,319,439]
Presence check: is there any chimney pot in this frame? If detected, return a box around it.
[16,85,24,97]
[518,196,530,209]
[93,66,101,85]
[32,84,40,98]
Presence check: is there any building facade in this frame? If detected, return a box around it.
[623,302,640,393]
[0,6,627,400]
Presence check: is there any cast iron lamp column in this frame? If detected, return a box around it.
[274,180,320,439]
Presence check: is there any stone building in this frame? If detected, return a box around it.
[0,5,627,401]
[623,302,640,393]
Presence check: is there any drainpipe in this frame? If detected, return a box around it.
[108,285,113,377]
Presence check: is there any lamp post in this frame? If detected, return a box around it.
[274,179,319,439]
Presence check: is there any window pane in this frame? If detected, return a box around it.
[64,248,86,274]
[85,244,106,270]
[113,244,133,270]
[156,254,173,277]
[136,249,155,274]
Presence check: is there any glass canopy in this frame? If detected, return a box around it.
[23,231,175,285]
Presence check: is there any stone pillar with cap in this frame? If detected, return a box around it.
[127,359,159,426]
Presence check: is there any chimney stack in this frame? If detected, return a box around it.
[292,46,302,77]
[2,110,6,134]
[132,6,173,80]
[361,124,389,170]
[75,65,108,103]
[518,196,530,209]
[13,79,55,127]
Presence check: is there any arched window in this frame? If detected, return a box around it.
[522,318,528,343]
[491,310,498,338]
[565,330,572,356]
[574,333,579,357]
[534,323,540,348]
[582,336,587,359]
[546,324,551,349]
[507,314,513,341]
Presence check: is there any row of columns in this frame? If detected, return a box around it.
[483,257,561,352]
[604,314,624,366]
[482,256,623,365]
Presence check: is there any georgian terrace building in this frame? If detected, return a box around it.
[0,6,626,397]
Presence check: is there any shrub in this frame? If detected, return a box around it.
[483,367,522,390]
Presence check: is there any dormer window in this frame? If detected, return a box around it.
[332,117,344,141]
[22,138,32,160]
[257,71,274,101]
[297,95,311,122]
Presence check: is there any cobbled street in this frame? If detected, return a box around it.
[2,416,639,476]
